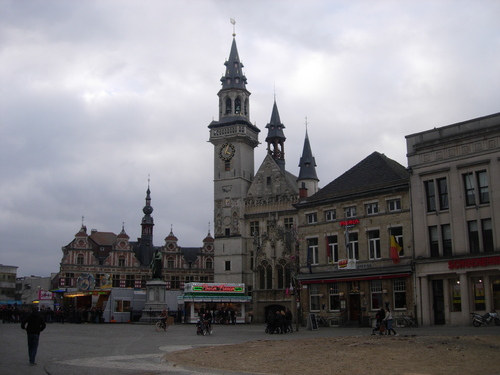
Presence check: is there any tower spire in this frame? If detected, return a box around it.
[297,126,319,196]
[265,99,286,170]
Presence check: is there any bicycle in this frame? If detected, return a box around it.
[156,318,168,332]
[316,315,330,327]
[397,313,417,327]
[196,319,212,335]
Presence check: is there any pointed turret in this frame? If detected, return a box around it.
[140,184,154,245]
[209,33,258,132]
[297,130,319,197]
[220,38,248,91]
[265,100,286,171]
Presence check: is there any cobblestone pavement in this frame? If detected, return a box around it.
[1,321,499,375]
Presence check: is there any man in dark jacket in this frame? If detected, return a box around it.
[21,308,46,366]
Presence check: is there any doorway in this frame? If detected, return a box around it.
[432,280,445,325]
[348,294,361,323]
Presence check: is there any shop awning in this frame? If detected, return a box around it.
[178,295,252,303]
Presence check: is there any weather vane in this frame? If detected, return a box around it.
[230,18,236,37]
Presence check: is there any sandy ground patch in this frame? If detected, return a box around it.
[164,334,500,375]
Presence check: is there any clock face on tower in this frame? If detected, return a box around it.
[219,143,235,161]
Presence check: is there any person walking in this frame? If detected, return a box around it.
[383,308,398,336]
[21,308,46,366]
[371,307,386,335]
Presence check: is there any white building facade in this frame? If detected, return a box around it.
[406,112,500,326]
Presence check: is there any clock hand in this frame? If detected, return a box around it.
[225,145,231,154]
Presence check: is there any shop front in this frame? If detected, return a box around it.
[416,255,500,326]
[299,266,414,327]
[178,283,252,324]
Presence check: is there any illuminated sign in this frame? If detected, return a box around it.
[38,290,53,300]
[186,283,245,294]
[448,256,500,270]
[340,219,360,227]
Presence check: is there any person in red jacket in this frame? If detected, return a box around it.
[21,308,46,366]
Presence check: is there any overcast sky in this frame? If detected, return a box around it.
[1,0,499,278]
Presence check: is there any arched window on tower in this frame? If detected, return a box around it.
[244,99,249,116]
[235,97,241,114]
[225,97,232,115]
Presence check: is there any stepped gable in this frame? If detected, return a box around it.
[306,151,409,202]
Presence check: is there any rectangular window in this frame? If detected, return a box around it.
[468,221,480,254]
[125,274,134,288]
[325,209,336,222]
[225,260,231,271]
[441,224,452,256]
[112,274,120,287]
[225,228,230,236]
[344,206,357,218]
[463,172,476,206]
[306,212,318,224]
[114,300,131,312]
[348,232,359,260]
[95,273,103,288]
[118,258,125,267]
[368,230,381,259]
[450,279,462,312]
[477,171,489,204]
[167,258,175,268]
[284,217,294,229]
[65,273,75,287]
[393,278,406,309]
[390,227,404,257]
[307,238,319,265]
[365,203,379,215]
[327,235,339,263]
[309,284,321,311]
[473,278,486,311]
[388,199,401,212]
[250,221,260,236]
[437,178,449,210]
[77,256,84,265]
[482,219,493,252]
[171,276,180,289]
[329,283,341,311]
[370,280,383,310]
[424,180,436,212]
[429,226,439,257]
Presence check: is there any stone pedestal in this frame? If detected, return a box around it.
[140,279,167,323]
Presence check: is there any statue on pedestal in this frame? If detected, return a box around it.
[150,249,163,280]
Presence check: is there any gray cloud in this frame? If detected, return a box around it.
[1,0,499,277]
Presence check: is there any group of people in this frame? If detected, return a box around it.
[266,308,293,334]
[372,307,398,336]
[198,307,238,325]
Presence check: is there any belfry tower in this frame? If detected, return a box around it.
[208,26,260,283]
